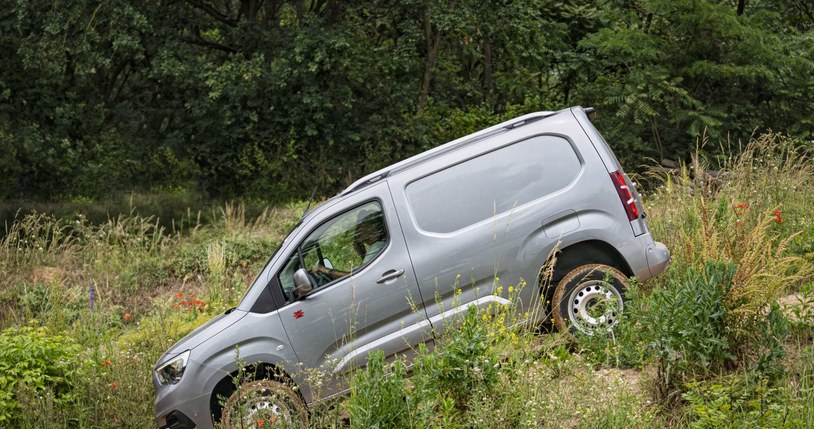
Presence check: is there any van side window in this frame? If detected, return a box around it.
[278,201,388,301]
[406,135,581,233]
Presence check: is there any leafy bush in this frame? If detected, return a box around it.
[0,326,84,425]
[347,350,412,429]
[593,261,794,408]
[571,262,739,401]
[786,282,814,342]
[751,302,789,380]
[344,298,658,428]
[346,304,514,427]
[639,262,736,401]
[417,305,500,409]
[683,373,802,429]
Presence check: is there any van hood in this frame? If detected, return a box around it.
[154,308,248,368]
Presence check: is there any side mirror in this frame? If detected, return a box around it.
[292,268,315,299]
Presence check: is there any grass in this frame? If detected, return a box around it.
[0,133,813,427]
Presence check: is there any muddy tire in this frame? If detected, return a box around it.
[552,264,628,335]
[221,379,308,429]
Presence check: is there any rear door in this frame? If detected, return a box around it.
[276,182,430,397]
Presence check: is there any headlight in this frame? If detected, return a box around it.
[155,350,190,385]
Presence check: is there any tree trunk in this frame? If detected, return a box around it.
[292,0,305,24]
[239,0,260,22]
[737,0,746,16]
[482,37,493,103]
[417,14,440,114]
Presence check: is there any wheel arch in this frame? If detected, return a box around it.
[209,361,298,423]
[548,240,633,286]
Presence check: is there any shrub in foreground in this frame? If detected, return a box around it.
[0,326,85,425]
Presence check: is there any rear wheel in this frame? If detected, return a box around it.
[221,380,308,429]
[552,264,628,335]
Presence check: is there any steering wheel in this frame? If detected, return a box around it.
[311,267,333,287]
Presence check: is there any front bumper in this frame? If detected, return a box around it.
[155,390,213,429]
[159,410,196,429]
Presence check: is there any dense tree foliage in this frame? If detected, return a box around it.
[1,0,812,200]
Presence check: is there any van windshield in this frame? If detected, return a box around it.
[236,217,304,308]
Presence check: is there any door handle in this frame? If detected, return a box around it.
[376,269,405,284]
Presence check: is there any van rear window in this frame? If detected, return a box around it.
[406,135,580,233]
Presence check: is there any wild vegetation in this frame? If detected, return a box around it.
[2,1,814,427]
[0,132,812,428]
[1,0,814,202]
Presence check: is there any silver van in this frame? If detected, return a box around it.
[153,106,670,429]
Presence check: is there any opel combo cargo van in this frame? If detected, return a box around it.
[154,106,670,429]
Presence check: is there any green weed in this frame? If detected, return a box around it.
[0,326,86,425]
[347,351,412,429]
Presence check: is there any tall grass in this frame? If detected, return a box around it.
[345,294,660,428]
[600,133,814,423]
[0,133,812,427]
[0,200,300,427]
[646,134,814,342]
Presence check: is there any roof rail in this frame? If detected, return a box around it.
[340,110,557,196]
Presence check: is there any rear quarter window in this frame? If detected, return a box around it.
[406,135,581,233]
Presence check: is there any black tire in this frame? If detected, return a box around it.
[221,380,308,429]
[552,264,628,335]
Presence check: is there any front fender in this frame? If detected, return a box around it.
[196,310,301,396]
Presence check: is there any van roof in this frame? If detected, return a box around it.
[339,108,564,196]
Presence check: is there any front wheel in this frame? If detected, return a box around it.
[221,380,308,429]
[552,264,628,335]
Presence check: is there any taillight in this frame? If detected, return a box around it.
[610,170,640,221]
